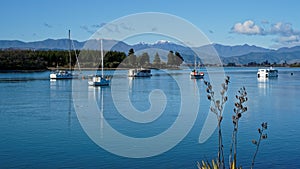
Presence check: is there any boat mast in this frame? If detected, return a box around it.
[101,39,104,78]
[68,30,72,71]
[194,55,196,70]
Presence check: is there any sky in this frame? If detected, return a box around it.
[1,0,300,49]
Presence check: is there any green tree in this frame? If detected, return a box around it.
[167,50,175,65]
[139,52,150,66]
[128,54,137,66]
[128,48,135,56]
[153,52,161,64]
[174,51,184,66]
[128,48,137,66]
[103,50,126,68]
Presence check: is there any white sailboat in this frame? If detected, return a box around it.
[88,39,110,86]
[190,57,204,79]
[50,30,77,79]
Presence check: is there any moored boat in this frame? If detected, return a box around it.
[257,67,278,78]
[50,30,77,80]
[88,39,110,86]
[88,75,110,86]
[190,69,204,79]
[128,68,152,77]
[190,57,204,79]
[50,70,74,79]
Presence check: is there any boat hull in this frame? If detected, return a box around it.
[88,76,110,86]
[128,68,152,77]
[128,74,152,77]
[88,81,110,86]
[190,71,204,79]
[190,74,204,79]
[257,68,278,78]
[50,70,75,79]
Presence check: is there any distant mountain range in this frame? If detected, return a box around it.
[1,39,300,64]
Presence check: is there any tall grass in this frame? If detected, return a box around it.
[198,76,268,169]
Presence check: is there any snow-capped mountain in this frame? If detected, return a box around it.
[0,38,299,64]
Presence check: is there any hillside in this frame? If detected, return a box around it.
[1,39,300,65]
[222,51,300,64]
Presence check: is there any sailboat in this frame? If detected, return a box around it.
[88,39,110,86]
[50,30,77,79]
[190,56,204,79]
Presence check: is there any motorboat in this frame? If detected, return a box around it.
[257,67,278,78]
[128,68,152,77]
[50,70,74,79]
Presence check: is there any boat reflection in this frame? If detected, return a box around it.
[88,86,104,138]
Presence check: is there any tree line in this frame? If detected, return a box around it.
[225,60,300,67]
[0,48,184,70]
[122,48,183,69]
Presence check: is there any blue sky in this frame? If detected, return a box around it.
[1,0,300,49]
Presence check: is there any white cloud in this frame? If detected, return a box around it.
[231,20,263,35]
[231,20,300,47]
[269,22,300,45]
[270,22,298,36]
[274,35,299,44]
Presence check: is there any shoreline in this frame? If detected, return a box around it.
[46,67,171,71]
[0,69,48,73]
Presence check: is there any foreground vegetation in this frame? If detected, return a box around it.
[198,77,268,169]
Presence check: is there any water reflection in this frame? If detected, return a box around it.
[257,77,269,96]
[257,77,268,87]
[88,86,104,138]
[2,68,300,168]
[257,76,278,96]
[49,79,73,128]
[128,77,133,90]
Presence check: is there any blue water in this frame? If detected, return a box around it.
[0,67,300,168]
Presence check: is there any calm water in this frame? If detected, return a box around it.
[1,67,300,168]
